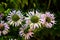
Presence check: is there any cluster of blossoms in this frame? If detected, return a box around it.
[19,10,56,40]
[0,10,56,40]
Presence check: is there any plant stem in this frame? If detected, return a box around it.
[47,0,51,10]
[34,36,40,40]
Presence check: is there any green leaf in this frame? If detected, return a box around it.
[4,9,11,16]
[0,4,4,12]
[1,2,7,8]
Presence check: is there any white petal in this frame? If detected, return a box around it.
[0,31,1,36]
[27,35,30,39]
[17,20,21,24]
[8,20,12,23]
[7,16,11,18]
[29,32,34,37]
[34,23,39,29]
[29,11,34,16]
[15,22,17,27]
[40,19,45,24]
[45,12,51,17]
[2,30,8,35]
[12,23,14,26]
[25,17,30,20]
[30,23,34,30]
[16,22,19,26]
[46,23,52,28]
[16,10,21,14]
[4,23,9,29]
[40,14,46,19]
[12,10,16,14]
[38,21,41,27]
[10,21,14,25]
[7,18,12,20]
[16,10,22,16]
[26,19,31,24]
[36,11,41,17]
[25,34,30,39]
[19,31,24,36]
[1,21,4,24]
[51,21,56,24]
[50,14,55,19]
[9,12,14,16]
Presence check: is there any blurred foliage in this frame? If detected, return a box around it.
[0,0,60,40]
[6,0,28,10]
[0,0,60,12]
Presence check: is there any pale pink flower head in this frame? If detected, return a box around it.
[40,12,55,28]
[7,10,24,27]
[0,21,10,36]
[24,31,34,40]
[19,26,34,40]
[25,10,42,30]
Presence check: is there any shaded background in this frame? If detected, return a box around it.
[0,0,60,40]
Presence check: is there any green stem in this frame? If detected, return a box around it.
[47,0,51,10]
[34,36,40,40]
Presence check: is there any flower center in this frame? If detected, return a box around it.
[31,16,39,23]
[0,24,4,31]
[46,17,51,23]
[12,14,20,22]
[24,27,30,34]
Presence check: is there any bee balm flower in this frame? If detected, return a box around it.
[19,26,34,40]
[0,21,10,36]
[40,12,55,28]
[7,10,24,27]
[25,10,41,30]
